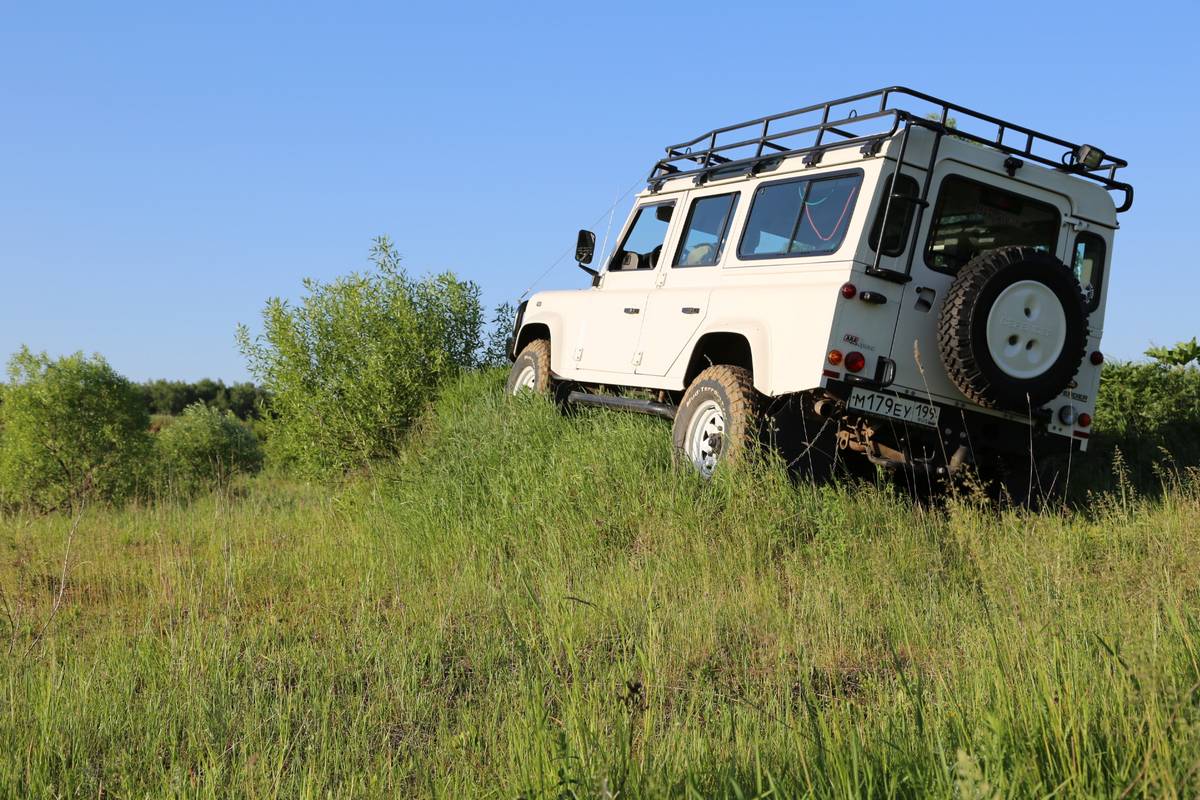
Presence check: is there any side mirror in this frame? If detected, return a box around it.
[575,229,596,265]
[575,229,598,278]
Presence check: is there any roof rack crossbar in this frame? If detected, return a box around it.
[649,87,1133,212]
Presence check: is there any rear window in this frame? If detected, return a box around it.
[1072,232,1105,311]
[924,175,1061,273]
[738,172,862,260]
[869,172,920,256]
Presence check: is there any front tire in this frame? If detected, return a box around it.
[672,365,758,477]
[506,340,552,396]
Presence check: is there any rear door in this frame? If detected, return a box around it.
[888,162,1074,401]
[635,188,741,376]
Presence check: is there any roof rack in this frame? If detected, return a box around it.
[649,86,1133,213]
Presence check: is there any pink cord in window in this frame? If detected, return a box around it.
[804,185,859,242]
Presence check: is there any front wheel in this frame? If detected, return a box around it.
[506,340,552,396]
[672,365,758,478]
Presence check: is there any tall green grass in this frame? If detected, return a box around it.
[2,370,1199,797]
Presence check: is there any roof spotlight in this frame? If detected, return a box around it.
[1073,144,1105,170]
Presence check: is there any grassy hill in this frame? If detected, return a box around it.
[2,370,1199,797]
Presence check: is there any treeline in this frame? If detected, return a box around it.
[137,379,268,420]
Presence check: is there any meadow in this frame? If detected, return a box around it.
[2,369,1198,798]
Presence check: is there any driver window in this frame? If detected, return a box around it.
[609,203,673,271]
[673,193,739,267]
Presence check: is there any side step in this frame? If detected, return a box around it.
[566,390,676,421]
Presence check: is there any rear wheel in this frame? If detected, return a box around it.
[672,365,758,477]
[506,340,551,396]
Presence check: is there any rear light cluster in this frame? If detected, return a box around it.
[1090,351,1104,366]
[840,283,857,299]
[1078,413,1092,428]
[827,349,866,373]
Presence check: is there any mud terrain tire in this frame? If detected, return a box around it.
[938,246,1088,411]
[506,340,552,396]
[672,365,758,477]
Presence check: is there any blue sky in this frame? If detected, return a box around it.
[2,1,1196,382]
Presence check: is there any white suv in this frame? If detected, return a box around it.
[506,88,1132,487]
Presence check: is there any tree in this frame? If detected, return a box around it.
[236,236,487,475]
[1145,337,1200,368]
[155,403,262,495]
[0,348,153,511]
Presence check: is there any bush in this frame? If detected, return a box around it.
[236,236,490,476]
[155,403,263,495]
[0,348,152,511]
[1091,346,1200,487]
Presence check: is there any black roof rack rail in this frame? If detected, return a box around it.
[648,87,1133,212]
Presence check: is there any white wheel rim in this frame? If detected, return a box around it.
[985,280,1067,379]
[512,364,537,394]
[684,399,725,478]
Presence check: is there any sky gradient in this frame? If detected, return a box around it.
[2,1,1196,381]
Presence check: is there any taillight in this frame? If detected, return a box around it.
[1078,413,1092,428]
[1090,351,1104,365]
[827,349,844,366]
[840,283,857,299]
[845,351,866,373]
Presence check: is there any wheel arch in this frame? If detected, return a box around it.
[514,322,551,357]
[683,330,765,390]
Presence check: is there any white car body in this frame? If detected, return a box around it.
[511,88,1130,472]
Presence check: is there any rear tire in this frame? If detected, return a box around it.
[506,340,552,396]
[672,365,758,477]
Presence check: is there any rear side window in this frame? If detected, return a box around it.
[738,172,862,260]
[869,172,920,256]
[925,175,1060,273]
[674,193,739,267]
[1072,232,1105,311]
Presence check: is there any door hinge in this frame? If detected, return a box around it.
[573,347,583,362]
[655,272,667,287]
[632,352,643,366]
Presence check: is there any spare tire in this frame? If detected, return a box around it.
[937,246,1087,411]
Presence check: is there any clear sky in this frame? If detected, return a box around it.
[2,1,1196,382]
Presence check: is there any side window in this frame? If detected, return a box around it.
[1072,232,1105,311]
[869,172,920,256]
[738,173,862,260]
[609,202,674,271]
[925,175,1060,273]
[673,193,739,267]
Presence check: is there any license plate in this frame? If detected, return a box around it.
[847,388,941,428]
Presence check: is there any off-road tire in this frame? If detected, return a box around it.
[506,340,552,396]
[938,246,1088,411]
[672,365,758,477]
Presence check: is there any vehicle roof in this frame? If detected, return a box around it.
[643,126,1119,228]
[647,87,1131,216]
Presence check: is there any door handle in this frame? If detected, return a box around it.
[681,307,700,315]
[623,307,640,315]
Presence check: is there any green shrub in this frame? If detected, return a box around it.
[155,403,263,495]
[1091,349,1200,487]
[0,348,152,511]
[236,236,488,476]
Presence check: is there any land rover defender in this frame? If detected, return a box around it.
[506,87,1132,490]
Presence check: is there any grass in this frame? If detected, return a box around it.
[2,369,1199,797]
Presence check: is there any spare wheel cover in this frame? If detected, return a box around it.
[984,280,1068,380]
